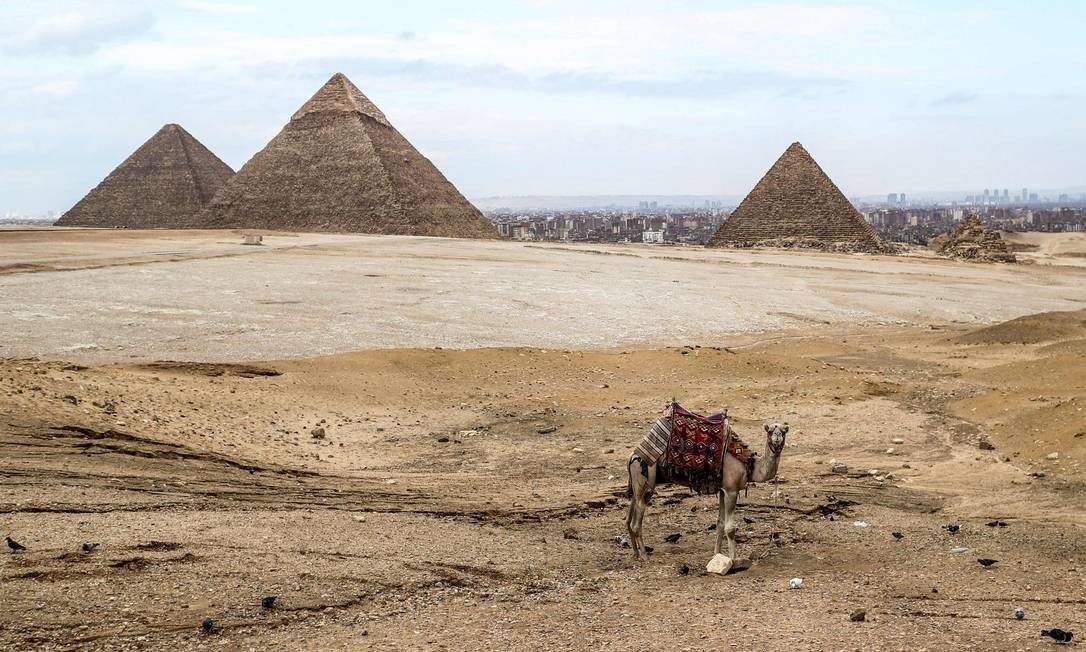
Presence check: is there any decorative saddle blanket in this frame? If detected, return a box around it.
[633,403,754,494]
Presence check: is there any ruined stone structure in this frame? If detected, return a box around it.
[934,214,1016,262]
[56,124,233,228]
[707,142,883,252]
[195,73,497,238]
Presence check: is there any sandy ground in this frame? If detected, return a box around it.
[2,229,1085,362]
[2,230,1085,651]
[1003,231,1086,268]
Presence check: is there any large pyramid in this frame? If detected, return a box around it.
[57,124,234,228]
[707,142,883,252]
[195,73,497,238]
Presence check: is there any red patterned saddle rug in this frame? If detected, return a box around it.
[656,403,753,494]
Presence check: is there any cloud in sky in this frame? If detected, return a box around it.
[1,2,154,56]
[0,0,1084,213]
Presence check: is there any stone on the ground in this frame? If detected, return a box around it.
[850,609,867,622]
[706,554,733,575]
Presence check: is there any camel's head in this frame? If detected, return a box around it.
[764,423,789,455]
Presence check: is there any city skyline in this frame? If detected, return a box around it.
[2,0,1085,213]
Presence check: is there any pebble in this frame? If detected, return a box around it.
[1046,452,1059,460]
[789,578,803,589]
[950,547,969,554]
[849,609,867,622]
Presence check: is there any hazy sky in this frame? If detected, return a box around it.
[2,0,1084,213]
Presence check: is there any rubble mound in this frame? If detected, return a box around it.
[936,214,1016,263]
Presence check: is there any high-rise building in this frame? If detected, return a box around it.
[1022,188,1028,203]
[1003,189,1009,202]
[900,193,907,205]
[983,189,990,204]
[887,193,898,205]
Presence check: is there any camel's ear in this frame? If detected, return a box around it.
[782,425,790,435]
[764,424,771,434]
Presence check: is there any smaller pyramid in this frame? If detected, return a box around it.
[57,124,234,228]
[708,142,883,252]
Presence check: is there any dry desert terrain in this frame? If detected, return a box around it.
[1,229,1084,651]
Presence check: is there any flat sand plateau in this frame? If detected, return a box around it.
[1,229,1084,651]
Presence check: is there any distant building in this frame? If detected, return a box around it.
[642,230,664,243]
[887,193,899,205]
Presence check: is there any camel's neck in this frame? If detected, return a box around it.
[751,441,782,483]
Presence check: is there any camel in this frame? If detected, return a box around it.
[626,412,788,562]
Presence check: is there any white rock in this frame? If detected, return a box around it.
[950,546,969,554]
[706,554,733,575]
[1046,452,1059,460]
[891,438,905,444]
[789,577,803,589]
[853,521,869,528]
[885,448,895,455]
[869,469,880,475]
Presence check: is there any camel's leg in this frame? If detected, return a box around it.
[626,457,654,560]
[714,489,727,555]
[722,489,740,559]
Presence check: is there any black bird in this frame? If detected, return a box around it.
[261,596,277,610]
[987,520,1009,528]
[743,517,755,524]
[770,533,784,547]
[891,532,905,540]
[201,618,215,634]
[1041,628,1073,643]
[663,533,682,544]
[943,523,960,534]
[81,542,98,553]
[677,564,690,576]
[5,536,26,553]
[707,522,717,531]
[977,558,998,567]
[644,545,654,554]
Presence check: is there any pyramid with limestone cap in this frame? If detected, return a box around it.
[708,142,883,252]
[194,73,497,238]
[56,124,234,228]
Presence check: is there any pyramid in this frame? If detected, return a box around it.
[707,142,883,252]
[195,73,497,238]
[56,124,234,228]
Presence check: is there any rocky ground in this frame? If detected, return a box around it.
[1,230,1084,650]
[2,311,1084,650]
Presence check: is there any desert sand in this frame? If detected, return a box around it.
[1,229,1084,651]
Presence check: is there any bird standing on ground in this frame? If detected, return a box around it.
[891,532,905,540]
[5,536,26,553]
[987,520,1009,528]
[201,618,215,634]
[1041,628,1073,643]
[943,523,960,534]
[977,558,998,567]
[1013,607,1025,620]
[81,542,98,553]
[261,596,277,610]
[663,533,682,544]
